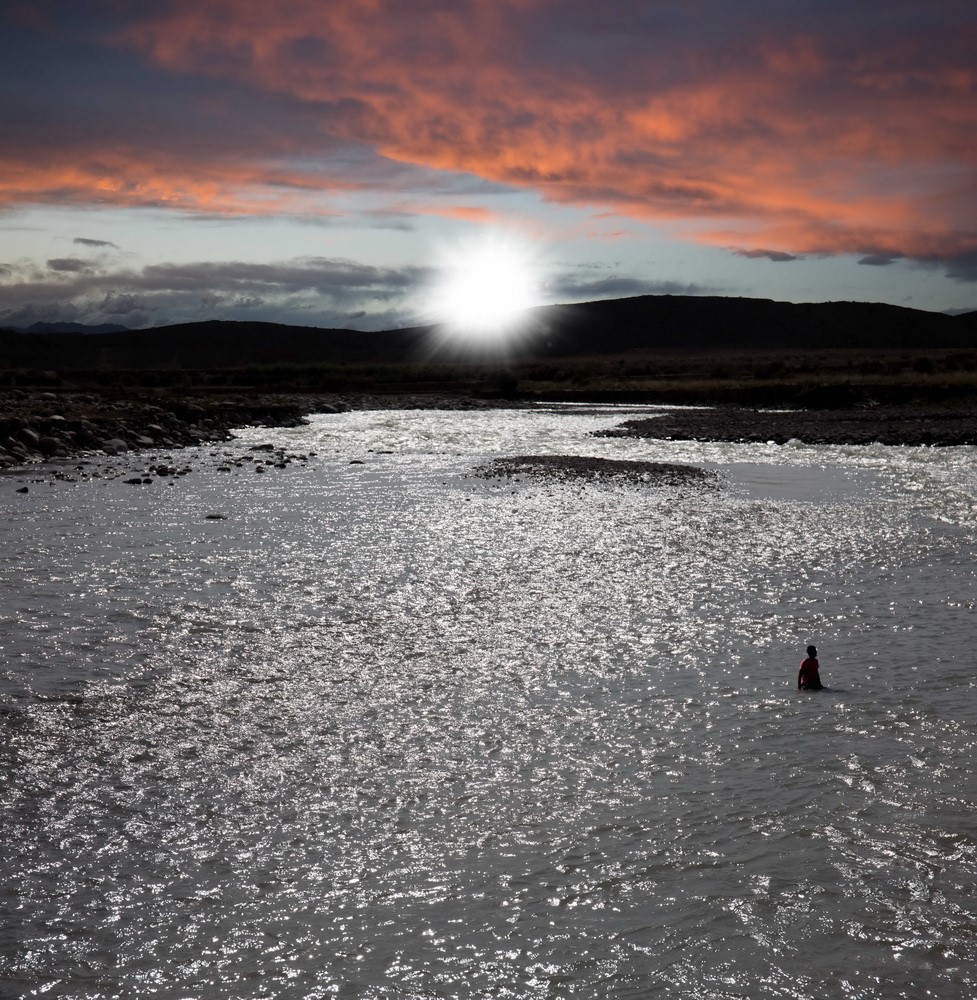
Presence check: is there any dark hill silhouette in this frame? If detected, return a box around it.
[534,296,971,353]
[1,296,974,370]
[951,309,977,336]
[0,320,424,370]
[19,321,130,334]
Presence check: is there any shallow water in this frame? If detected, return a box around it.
[2,406,976,998]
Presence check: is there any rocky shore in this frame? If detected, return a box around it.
[5,388,977,472]
[0,389,533,468]
[595,406,977,447]
[0,390,319,467]
[474,454,717,486]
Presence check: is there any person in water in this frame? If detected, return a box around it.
[798,645,823,690]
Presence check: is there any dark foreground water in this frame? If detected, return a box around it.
[2,408,976,999]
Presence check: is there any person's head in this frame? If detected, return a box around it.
[806,644,817,657]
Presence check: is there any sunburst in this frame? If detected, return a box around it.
[424,230,543,346]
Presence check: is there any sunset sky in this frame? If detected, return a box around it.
[2,1,976,330]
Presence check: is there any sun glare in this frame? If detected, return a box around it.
[425,231,543,346]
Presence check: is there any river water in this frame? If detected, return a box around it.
[2,405,976,999]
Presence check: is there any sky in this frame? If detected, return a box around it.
[1,1,976,331]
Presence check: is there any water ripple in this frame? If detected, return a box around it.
[2,408,975,998]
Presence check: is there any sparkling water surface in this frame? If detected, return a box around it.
[2,406,976,999]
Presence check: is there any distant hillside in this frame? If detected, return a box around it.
[952,309,977,334]
[16,321,130,334]
[535,296,973,353]
[1,296,974,370]
[0,320,424,370]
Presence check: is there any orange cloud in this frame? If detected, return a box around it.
[6,1,977,266]
[0,146,356,216]
[406,204,500,224]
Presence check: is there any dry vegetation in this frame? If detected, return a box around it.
[4,348,977,409]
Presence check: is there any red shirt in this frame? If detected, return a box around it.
[798,656,821,688]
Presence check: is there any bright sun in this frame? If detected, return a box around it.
[425,231,542,344]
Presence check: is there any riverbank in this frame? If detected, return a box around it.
[595,406,977,447]
[0,389,534,467]
[4,388,977,469]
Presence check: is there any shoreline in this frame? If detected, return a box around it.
[594,406,977,447]
[4,388,977,471]
[0,389,534,468]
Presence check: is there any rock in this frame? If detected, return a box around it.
[20,427,40,447]
[103,438,129,454]
[133,436,155,447]
[16,486,28,493]
[474,454,718,487]
[205,513,226,519]
[124,477,144,485]
[595,407,977,448]
[37,435,64,457]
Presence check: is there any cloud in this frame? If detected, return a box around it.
[1,1,976,278]
[0,250,714,330]
[548,274,718,300]
[47,258,99,272]
[74,237,119,248]
[944,253,977,284]
[112,1,977,265]
[858,254,901,266]
[732,248,802,263]
[0,255,430,330]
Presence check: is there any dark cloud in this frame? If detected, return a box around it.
[0,255,429,330]
[47,258,99,272]
[733,248,802,263]
[549,274,718,300]
[944,253,977,283]
[74,237,119,248]
[0,250,724,330]
[858,254,900,266]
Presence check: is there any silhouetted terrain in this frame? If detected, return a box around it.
[15,321,130,335]
[537,296,973,353]
[2,295,974,371]
[0,320,422,370]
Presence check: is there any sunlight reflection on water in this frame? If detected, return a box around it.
[2,407,976,998]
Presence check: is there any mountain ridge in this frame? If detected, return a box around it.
[2,294,975,370]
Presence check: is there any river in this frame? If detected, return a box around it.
[2,405,975,999]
